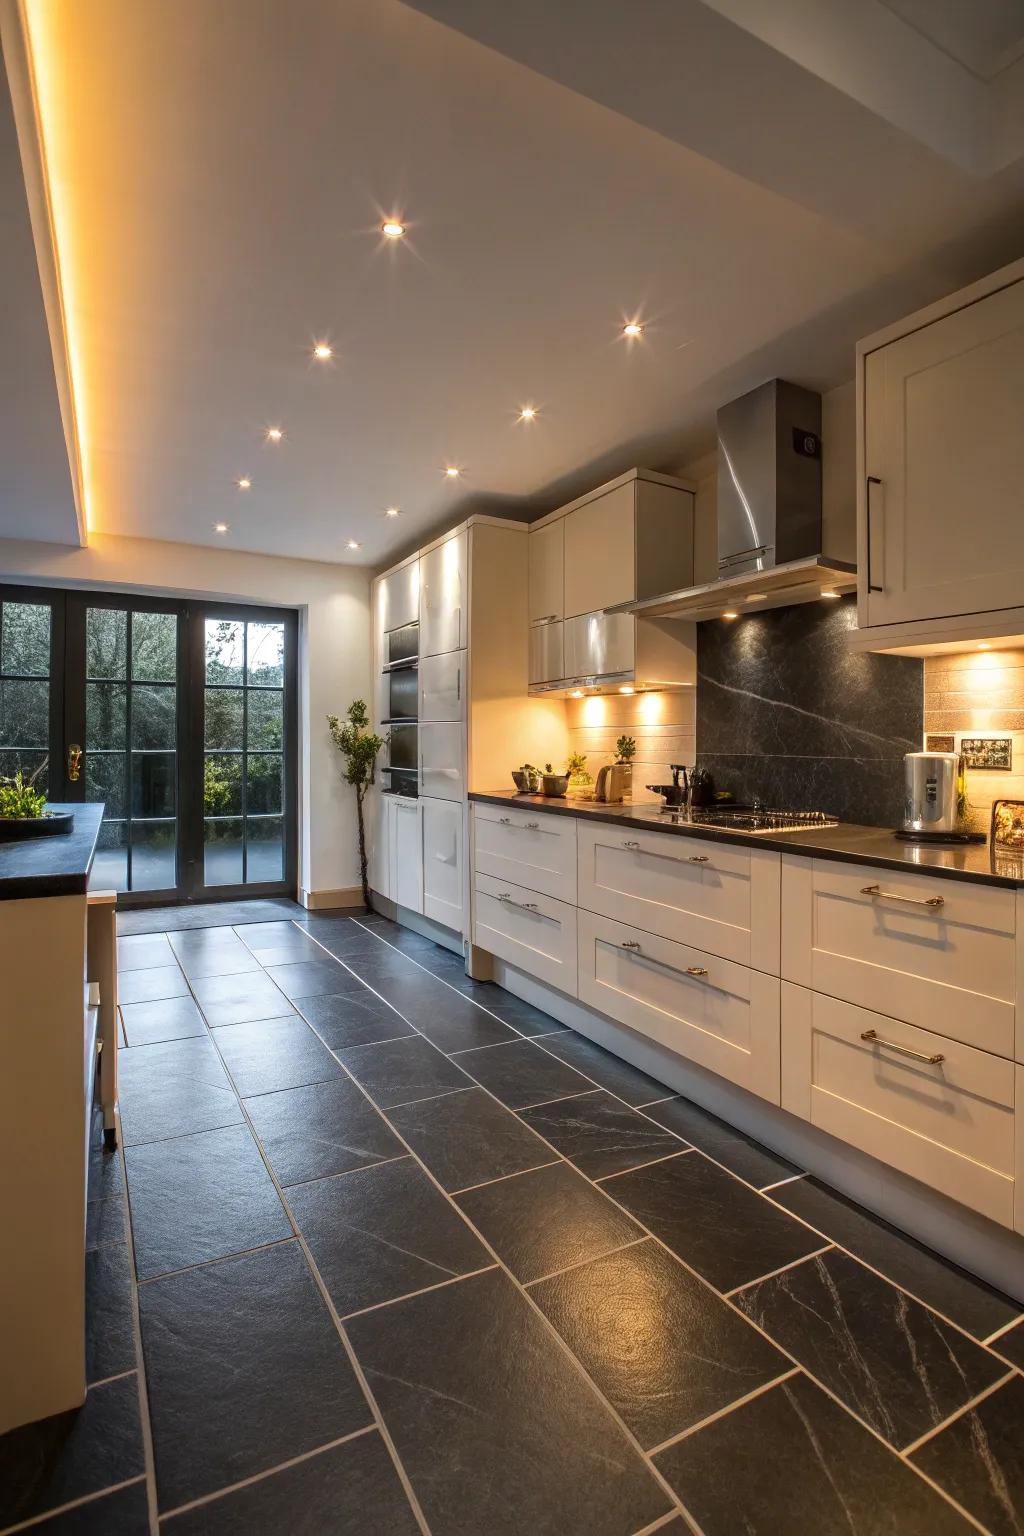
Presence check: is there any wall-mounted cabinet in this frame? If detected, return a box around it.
[420,531,467,658]
[528,520,564,625]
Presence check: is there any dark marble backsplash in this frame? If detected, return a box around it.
[696,596,923,827]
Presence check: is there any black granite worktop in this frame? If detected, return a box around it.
[0,802,104,901]
[469,791,1024,889]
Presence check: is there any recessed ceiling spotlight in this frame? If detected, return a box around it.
[622,321,644,338]
[385,507,401,518]
[313,342,333,361]
[346,539,362,550]
[722,611,739,620]
[444,465,461,479]
[381,220,405,239]
[237,477,251,490]
[266,427,283,443]
[214,522,229,534]
[518,405,537,422]
[570,689,584,699]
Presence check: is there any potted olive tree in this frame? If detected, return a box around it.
[327,702,386,911]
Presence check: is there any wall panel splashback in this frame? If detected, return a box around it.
[924,648,1024,832]
[565,690,695,803]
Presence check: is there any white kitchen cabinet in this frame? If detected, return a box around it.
[474,872,578,995]
[528,620,564,686]
[529,519,564,624]
[369,790,390,900]
[420,531,467,657]
[473,803,577,904]
[378,558,419,632]
[859,265,1024,631]
[419,722,465,802]
[419,650,465,722]
[387,797,423,914]
[422,797,464,932]
[563,481,636,617]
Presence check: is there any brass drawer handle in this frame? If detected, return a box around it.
[685,965,709,978]
[860,1028,944,1065]
[860,883,944,909]
[498,892,539,911]
[689,855,709,864]
[524,821,539,830]
[621,939,642,951]
[623,840,640,849]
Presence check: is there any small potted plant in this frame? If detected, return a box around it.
[566,750,594,800]
[540,761,569,797]
[512,763,540,793]
[0,766,74,842]
[615,734,636,797]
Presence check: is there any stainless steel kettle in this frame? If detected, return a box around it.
[902,751,960,833]
[594,763,625,803]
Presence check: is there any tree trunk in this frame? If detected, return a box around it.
[355,784,370,912]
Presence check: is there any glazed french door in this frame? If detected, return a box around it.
[0,585,297,905]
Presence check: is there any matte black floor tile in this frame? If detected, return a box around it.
[190,970,295,1027]
[139,1242,370,1510]
[215,1015,344,1097]
[456,1160,642,1284]
[454,1038,593,1110]
[23,1479,149,1534]
[263,959,353,1001]
[117,898,303,934]
[88,1110,123,1199]
[911,1373,1024,1535]
[603,1151,824,1293]
[117,931,174,971]
[85,1241,136,1383]
[992,1318,1024,1369]
[289,1158,488,1316]
[655,1372,974,1536]
[294,987,415,1049]
[735,1248,1009,1449]
[520,1090,685,1179]
[86,1195,126,1251]
[336,1034,472,1109]
[232,920,310,949]
[534,1031,668,1106]
[771,1177,1022,1340]
[388,1086,556,1192]
[344,970,520,1053]
[532,1238,787,1450]
[168,926,264,979]
[245,1076,405,1187]
[0,1375,144,1528]
[166,1430,420,1535]
[120,995,207,1047]
[642,1098,801,1189]
[117,964,189,1005]
[125,1123,291,1279]
[117,1035,242,1145]
[347,1267,670,1535]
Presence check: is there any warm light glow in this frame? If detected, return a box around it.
[978,642,991,650]
[266,427,283,443]
[722,611,739,620]
[237,477,251,490]
[570,689,584,699]
[581,696,606,725]
[313,342,333,361]
[638,692,665,725]
[385,507,400,517]
[518,406,537,422]
[746,593,768,602]
[346,539,361,550]
[820,589,840,599]
[214,522,229,534]
[381,220,406,239]
[444,466,461,479]
[622,321,644,338]
[619,685,635,695]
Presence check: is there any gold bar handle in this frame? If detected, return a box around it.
[685,965,709,978]
[67,744,82,783]
[621,939,641,951]
[860,1028,944,1065]
[622,840,640,849]
[860,883,944,909]
[689,855,709,864]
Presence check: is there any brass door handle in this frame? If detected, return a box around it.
[689,855,709,864]
[685,965,709,978]
[860,883,944,909]
[860,1028,944,1065]
[67,744,82,783]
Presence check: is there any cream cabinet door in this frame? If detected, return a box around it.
[369,791,390,900]
[378,560,419,632]
[529,521,564,624]
[473,803,577,904]
[387,798,423,914]
[422,797,464,933]
[861,278,1024,627]
[420,532,467,657]
[474,872,578,995]
[419,722,465,802]
[419,651,465,722]
[563,483,635,617]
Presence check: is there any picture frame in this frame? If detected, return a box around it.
[991,798,1024,849]
[960,736,1012,771]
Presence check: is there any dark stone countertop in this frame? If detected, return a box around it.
[469,791,1024,889]
[0,802,105,901]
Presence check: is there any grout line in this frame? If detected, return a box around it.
[114,1108,161,1536]
[758,1172,807,1192]
[448,1035,530,1056]
[337,1265,500,1323]
[633,1094,678,1109]
[523,1236,650,1290]
[983,1314,1024,1346]
[137,1236,298,1286]
[279,1154,412,1193]
[645,1368,801,1457]
[87,1367,137,1391]
[158,1425,378,1521]
[632,1511,695,1536]
[898,1369,1018,1458]
[594,1148,694,1183]
[0,1475,149,1536]
[722,1245,834,1299]
[370,1084,477,1112]
[120,1118,252,1154]
[448,1159,564,1196]
[514,1088,603,1112]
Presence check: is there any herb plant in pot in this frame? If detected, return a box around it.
[540,762,569,797]
[0,767,74,841]
[566,750,594,801]
[615,735,636,797]
[512,763,540,793]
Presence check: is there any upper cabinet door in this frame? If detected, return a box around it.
[420,531,467,657]
[378,561,419,634]
[529,521,564,624]
[563,483,636,617]
[861,278,1024,628]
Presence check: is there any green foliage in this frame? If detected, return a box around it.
[543,763,554,774]
[203,756,238,816]
[327,701,386,792]
[0,772,47,820]
[615,735,636,762]
[566,750,592,784]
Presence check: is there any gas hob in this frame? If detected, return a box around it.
[639,806,838,835]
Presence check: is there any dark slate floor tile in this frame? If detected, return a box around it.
[335,1035,471,1110]
[520,1090,685,1180]
[190,971,295,1027]
[456,1161,642,1284]
[120,995,207,1047]
[169,927,263,980]
[992,1318,1024,1370]
[86,1195,126,1251]
[126,1123,291,1279]
[117,1035,243,1146]
[603,1152,824,1293]
[532,1238,787,1450]
[472,990,568,1037]
[0,1375,144,1529]
[117,898,304,935]
[347,1267,670,1535]
[117,931,174,971]
[263,959,353,1002]
[735,1248,1009,1450]
[388,1086,557,1192]
[534,1031,668,1107]
[139,1242,370,1510]
[454,1038,593,1110]
[215,1015,343,1097]
[289,1158,488,1316]
[117,964,188,1005]
[771,1177,1022,1340]
[294,987,415,1050]
[246,1076,405,1187]
[655,1372,975,1536]
[642,1098,801,1189]
[85,1241,136,1384]
[235,926,321,964]
[232,920,311,949]
[911,1373,1024,1535]
[23,1479,149,1534]
[88,1110,123,1199]
[166,1430,420,1535]
[345,970,520,1053]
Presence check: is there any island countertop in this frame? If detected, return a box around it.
[0,803,105,901]
[468,790,1024,889]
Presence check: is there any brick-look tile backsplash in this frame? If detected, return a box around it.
[924,649,1024,831]
[565,692,695,803]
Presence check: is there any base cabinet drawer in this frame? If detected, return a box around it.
[577,909,780,1103]
[473,804,577,903]
[422,797,464,933]
[782,856,1016,1059]
[473,873,577,995]
[781,983,1016,1228]
[578,823,779,973]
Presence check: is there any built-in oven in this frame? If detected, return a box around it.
[387,661,418,725]
[385,621,419,669]
[385,721,418,798]
[382,621,419,796]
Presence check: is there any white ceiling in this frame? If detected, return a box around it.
[4,0,1024,566]
[880,0,1024,80]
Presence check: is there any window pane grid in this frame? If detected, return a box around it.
[0,602,52,793]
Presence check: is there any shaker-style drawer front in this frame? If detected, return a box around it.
[782,856,1016,1059]
[473,805,577,903]
[577,909,781,1103]
[419,651,465,722]
[419,723,465,802]
[577,823,780,974]
[781,983,1016,1228]
[473,873,577,995]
